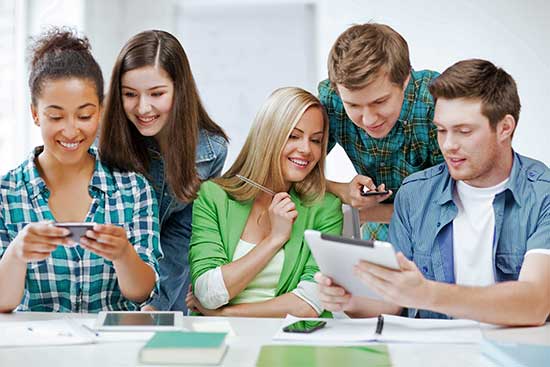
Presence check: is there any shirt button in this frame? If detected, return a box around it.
[436,222,441,227]
[403,121,408,125]
[380,162,386,167]
[422,266,428,273]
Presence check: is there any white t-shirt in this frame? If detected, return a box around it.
[452,178,508,286]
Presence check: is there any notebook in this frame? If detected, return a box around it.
[256,345,392,367]
[139,331,228,365]
[274,314,481,344]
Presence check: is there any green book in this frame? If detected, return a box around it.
[256,345,392,367]
[139,331,228,365]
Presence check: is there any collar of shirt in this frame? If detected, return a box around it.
[396,70,418,127]
[145,129,218,163]
[435,151,528,207]
[21,145,116,200]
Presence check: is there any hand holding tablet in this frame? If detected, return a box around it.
[305,230,400,299]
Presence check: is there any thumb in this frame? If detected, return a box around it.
[396,252,414,271]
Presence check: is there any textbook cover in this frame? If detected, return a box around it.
[256,345,392,367]
[139,331,228,365]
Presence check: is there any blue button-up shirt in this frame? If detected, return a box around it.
[147,129,228,312]
[389,152,550,319]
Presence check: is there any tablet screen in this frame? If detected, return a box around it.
[103,313,175,326]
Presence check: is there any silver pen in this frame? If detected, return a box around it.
[236,174,276,196]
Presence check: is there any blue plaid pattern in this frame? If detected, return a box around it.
[319,70,444,240]
[0,146,162,312]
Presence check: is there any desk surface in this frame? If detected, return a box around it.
[1,312,546,367]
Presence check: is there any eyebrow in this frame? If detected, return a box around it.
[293,127,324,135]
[121,85,168,90]
[433,121,474,128]
[45,103,96,110]
[342,93,390,105]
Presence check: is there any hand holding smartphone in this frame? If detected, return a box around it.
[54,222,96,243]
[360,185,390,196]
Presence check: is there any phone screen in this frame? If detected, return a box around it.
[283,320,326,333]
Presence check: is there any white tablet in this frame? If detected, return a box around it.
[94,311,184,331]
[305,230,400,299]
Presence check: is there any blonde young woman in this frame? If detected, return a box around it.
[186,87,343,317]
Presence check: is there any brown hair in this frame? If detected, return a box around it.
[327,23,411,90]
[215,87,328,205]
[28,27,103,105]
[428,59,521,130]
[99,30,227,203]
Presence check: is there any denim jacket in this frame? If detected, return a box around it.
[389,152,550,319]
[147,129,228,311]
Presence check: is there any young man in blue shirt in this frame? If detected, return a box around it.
[316,59,550,326]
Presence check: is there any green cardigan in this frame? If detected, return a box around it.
[189,180,343,300]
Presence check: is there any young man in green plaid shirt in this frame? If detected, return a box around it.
[320,23,444,240]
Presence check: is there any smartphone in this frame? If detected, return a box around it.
[54,222,96,243]
[360,186,390,196]
[282,320,326,333]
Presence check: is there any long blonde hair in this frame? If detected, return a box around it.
[215,87,328,205]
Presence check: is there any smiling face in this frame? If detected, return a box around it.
[337,72,409,139]
[31,78,100,166]
[280,106,325,185]
[121,65,174,137]
[434,97,514,187]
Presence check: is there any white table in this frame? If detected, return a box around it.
[0,312,546,366]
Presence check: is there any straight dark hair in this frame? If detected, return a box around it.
[99,30,227,202]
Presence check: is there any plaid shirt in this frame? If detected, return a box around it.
[0,147,161,312]
[319,70,444,240]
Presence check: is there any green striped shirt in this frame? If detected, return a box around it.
[0,147,162,312]
[319,70,444,239]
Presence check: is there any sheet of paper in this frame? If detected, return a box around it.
[273,314,482,344]
[0,319,94,347]
[79,318,155,342]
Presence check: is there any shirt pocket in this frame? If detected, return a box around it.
[413,252,436,280]
[399,155,429,177]
[495,253,524,281]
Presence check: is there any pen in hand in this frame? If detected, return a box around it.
[236,174,276,196]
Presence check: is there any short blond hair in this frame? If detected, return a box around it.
[328,23,411,90]
[215,87,328,205]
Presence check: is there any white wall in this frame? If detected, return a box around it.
[8,0,549,177]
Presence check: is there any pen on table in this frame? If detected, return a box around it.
[235,174,276,196]
[81,323,100,337]
[375,315,384,335]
